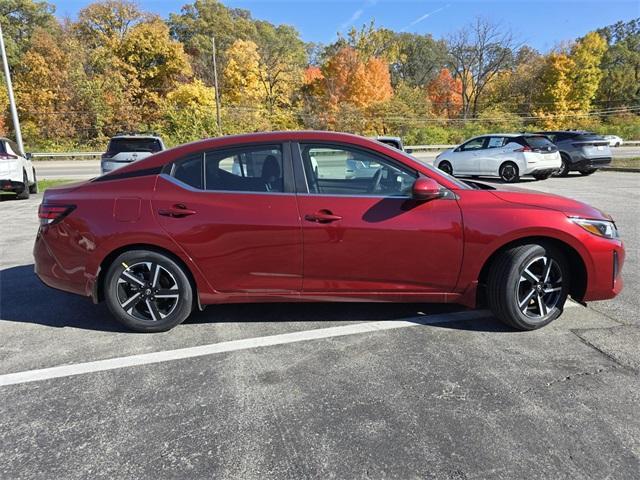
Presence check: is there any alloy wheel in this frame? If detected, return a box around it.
[116,261,180,321]
[516,255,563,320]
[501,164,517,182]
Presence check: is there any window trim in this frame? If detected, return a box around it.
[164,142,294,194]
[292,141,418,197]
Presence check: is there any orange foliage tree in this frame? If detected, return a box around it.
[426,68,463,118]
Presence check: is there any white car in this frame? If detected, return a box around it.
[101,133,165,174]
[0,137,37,199]
[603,135,623,147]
[434,134,561,183]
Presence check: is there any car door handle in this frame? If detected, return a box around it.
[158,204,197,218]
[304,210,342,223]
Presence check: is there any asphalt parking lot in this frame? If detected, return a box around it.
[1,171,639,479]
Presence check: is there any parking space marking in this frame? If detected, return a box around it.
[0,310,491,387]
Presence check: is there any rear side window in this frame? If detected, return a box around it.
[524,136,556,150]
[487,137,505,148]
[108,138,162,154]
[205,145,283,193]
[173,154,203,189]
[169,145,284,193]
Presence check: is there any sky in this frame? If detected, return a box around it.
[54,0,640,52]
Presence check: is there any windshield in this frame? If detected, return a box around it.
[400,151,472,190]
[107,138,162,154]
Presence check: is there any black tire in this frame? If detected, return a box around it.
[104,249,194,332]
[533,172,552,181]
[615,142,620,147]
[438,161,453,175]
[15,171,30,199]
[555,155,570,177]
[499,162,520,183]
[29,169,38,194]
[487,243,569,330]
[579,168,596,176]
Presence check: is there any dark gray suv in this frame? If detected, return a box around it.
[536,131,611,176]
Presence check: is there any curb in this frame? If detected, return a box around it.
[601,167,640,173]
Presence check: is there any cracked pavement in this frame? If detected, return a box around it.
[1,171,639,479]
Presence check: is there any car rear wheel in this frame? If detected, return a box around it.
[16,171,30,200]
[438,161,453,175]
[487,244,569,330]
[499,162,519,183]
[579,168,596,176]
[29,169,38,194]
[555,155,570,177]
[104,250,194,332]
[533,172,552,180]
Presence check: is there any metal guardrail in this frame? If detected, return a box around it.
[31,152,102,161]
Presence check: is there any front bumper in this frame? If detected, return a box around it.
[582,238,625,301]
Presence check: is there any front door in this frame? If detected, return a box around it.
[153,143,302,294]
[455,137,487,175]
[294,142,463,294]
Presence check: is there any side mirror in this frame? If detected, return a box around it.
[411,177,442,201]
[25,152,32,160]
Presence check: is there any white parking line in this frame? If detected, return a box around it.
[0,310,491,387]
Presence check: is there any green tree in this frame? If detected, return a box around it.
[159,80,218,142]
[0,0,55,67]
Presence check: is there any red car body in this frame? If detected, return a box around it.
[34,131,624,313]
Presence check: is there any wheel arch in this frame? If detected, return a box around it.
[93,243,202,310]
[475,236,587,307]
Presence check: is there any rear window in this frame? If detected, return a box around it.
[107,138,162,154]
[574,133,604,142]
[524,136,556,150]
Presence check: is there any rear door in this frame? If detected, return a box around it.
[293,142,463,294]
[153,143,303,294]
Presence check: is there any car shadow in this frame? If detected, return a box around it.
[0,264,511,333]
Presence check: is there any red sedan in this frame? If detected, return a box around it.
[34,132,624,332]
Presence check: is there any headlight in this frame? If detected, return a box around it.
[570,218,619,239]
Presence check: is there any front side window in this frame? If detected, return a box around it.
[169,145,284,193]
[460,137,486,151]
[299,144,416,196]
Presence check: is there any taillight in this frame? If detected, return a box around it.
[0,153,17,160]
[515,146,532,152]
[38,204,76,226]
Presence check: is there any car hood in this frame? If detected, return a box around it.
[489,186,611,221]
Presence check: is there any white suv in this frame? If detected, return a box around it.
[101,133,165,174]
[0,138,37,199]
[434,134,561,183]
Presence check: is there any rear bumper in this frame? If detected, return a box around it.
[1,179,26,193]
[572,157,612,171]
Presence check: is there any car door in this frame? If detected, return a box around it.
[479,136,507,175]
[153,143,303,294]
[293,142,463,294]
[454,137,487,174]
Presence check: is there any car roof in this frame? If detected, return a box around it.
[110,135,162,140]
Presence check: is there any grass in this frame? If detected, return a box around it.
[37,179,76,191]
[610,157,640,169]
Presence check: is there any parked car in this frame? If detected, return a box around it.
[101,133,165,174]
[434,134,561,182]
[535,131,611,176]
[34,131,624,333]
[372,136,404,151]
[0,137,37,199]
[603,135,623,147]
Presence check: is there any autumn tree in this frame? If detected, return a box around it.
[570,31,607,112]
[391,33,447,87]
[159,80,218,142]
[534,52,575,128]
[447,18,516,118]
[426,68,462,118]
[0,0,56,67]
[74,0,147,49]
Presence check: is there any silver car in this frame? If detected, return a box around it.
[536,131,612,176]
[101,134,165,174]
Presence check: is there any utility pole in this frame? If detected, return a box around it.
[0,22,25,156]
[212,36,222,136]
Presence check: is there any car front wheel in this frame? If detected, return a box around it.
[487,244,569,330]
[104,249,194,332]
[555,156,570,177]
[438,161,453,175]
